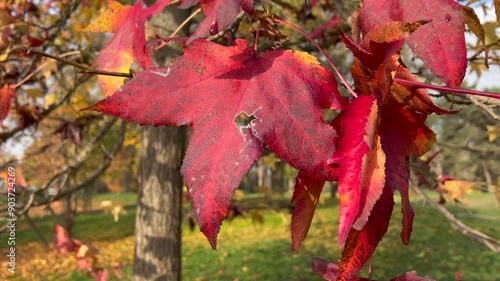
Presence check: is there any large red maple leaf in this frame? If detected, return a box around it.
[88,39,346,248]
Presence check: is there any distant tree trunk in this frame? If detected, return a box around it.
[480,161,494,193]
[62,193,75,232]
[123,150,135,193]
[272,161,286,195]
[133,4,189,281]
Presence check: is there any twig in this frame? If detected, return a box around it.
[394,78,500,100]
[274,18,358,98]
[169,8,201,38]
[17,47,133,78]
[208,11,246,41]
[13,50,81,88]
[24,212,50,248]
[411,182,500,252]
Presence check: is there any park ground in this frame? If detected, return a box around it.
[0,191,499,281]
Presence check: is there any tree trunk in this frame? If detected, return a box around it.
[134,126,186,281]
[271,161,286,195]
[133,4,189,281]
[62,193,75,232]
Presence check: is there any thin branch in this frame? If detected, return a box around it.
[17,47,133,78]
[13,50,81,88]
[468,96,500,121]
[411,182,500,252]
[393,78,500,100]
[275,18,358,98]
[208,11,246,41]
[169,8,201,38]
[468,39,500,62]
[438,141,500,153]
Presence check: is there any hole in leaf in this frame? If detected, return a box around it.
[234,112,256,128]
[322,109,340,123]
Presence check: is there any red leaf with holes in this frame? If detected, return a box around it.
[337,185,394,281]
[360,0,466,87]
[291,172,326,252]
[329,95,386,247]
[179,0,254,43]
[0,84,15,125]
[88,39,346,248]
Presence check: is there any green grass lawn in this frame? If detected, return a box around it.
[1,191,499,281]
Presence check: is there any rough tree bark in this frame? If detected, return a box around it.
[133,4,189,281]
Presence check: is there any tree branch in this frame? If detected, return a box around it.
[411,182,500,252]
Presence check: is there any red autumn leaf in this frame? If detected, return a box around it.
[400,0,466,88]
[54,115,100,146]
[83,0,170,96]
[337,185,394,281]
[54,224,81,254]
[390,271,436,281]
[55,122,81,146]
[347,22,454,116]
[341,20,429,71]
[312,258,372,281]
[88,39,346,248]
[379,106,436,245]
[178,0,254,43]
[360,0,467,87]
[96,270,108,281]
[358,0,396,33]
[0,84,15,125]
[329,95,386,247]
[312,259,435,281]
[291,172,326,252]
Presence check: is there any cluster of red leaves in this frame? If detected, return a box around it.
[83,0,497,280]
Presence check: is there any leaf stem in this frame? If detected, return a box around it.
[169,8,201,38]
[17,47,133,79]
[274,18,357,98]
[393,78,500,100]
[13,50,81,88]
[254,20,261,52]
